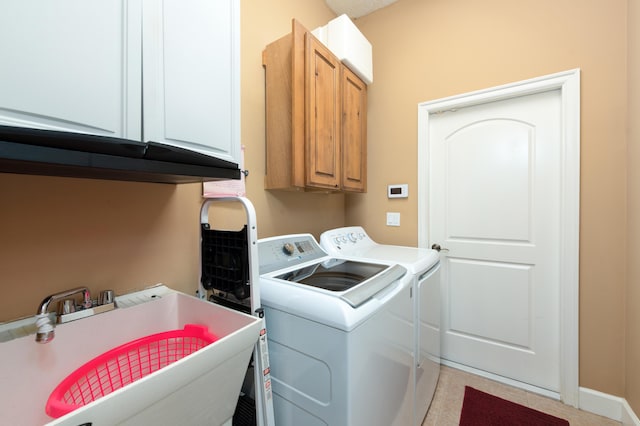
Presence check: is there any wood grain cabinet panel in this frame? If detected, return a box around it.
[306,35,341,190]
[263,19,367,193]
[341,65,367,192]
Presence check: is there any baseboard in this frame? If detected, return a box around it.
[441,360,561,400]
[579,387,640,425]
[622,399,640,426]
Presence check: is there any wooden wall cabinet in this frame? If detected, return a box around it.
[263,19,367,193]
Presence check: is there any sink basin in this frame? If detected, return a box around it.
[0,286,263,426]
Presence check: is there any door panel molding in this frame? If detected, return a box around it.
[417,69,580,406]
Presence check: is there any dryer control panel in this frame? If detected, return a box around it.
[320,226,377,256]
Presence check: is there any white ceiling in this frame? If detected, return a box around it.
[324,0,399,18]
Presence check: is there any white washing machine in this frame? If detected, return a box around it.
[320,226,441,426]
[258,233,415,426]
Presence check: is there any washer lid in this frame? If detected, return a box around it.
[276,261,406,308]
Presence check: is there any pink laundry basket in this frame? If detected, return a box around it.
[45,324,218,418]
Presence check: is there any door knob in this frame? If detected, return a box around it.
[431,244,449,252]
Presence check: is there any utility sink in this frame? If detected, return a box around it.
[0,286,263,426]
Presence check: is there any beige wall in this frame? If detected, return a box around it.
[627,0,640,413]
[351,0,628,397]
[0,0,636,411]
[0,175,204,323]
[0,0,343,323]
[239,0,346,238]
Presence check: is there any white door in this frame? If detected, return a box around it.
[429,90,563,392]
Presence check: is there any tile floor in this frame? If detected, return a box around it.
[422,365,621,426]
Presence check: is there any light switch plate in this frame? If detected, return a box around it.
[386,212,400,226]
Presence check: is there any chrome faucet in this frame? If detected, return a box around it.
[35,287,92,344]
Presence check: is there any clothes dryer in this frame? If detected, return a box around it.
[320,226,441,426]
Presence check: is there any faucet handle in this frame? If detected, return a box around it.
[99,290,114,305]
[82,289,92,309]
[58,299,76,315]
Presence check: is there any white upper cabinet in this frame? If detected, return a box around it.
[143,0,240,165]
[0,0,240,166]
[0,0,142,139]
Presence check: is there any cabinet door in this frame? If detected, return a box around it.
[0,0,142,139]
[341,66,367,192]
[143,0,240,166]
[305,35,341,190]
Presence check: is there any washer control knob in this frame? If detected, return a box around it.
[282,243,295,256]
[348,232,357,242]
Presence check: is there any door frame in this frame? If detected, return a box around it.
[417,69,580,406]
